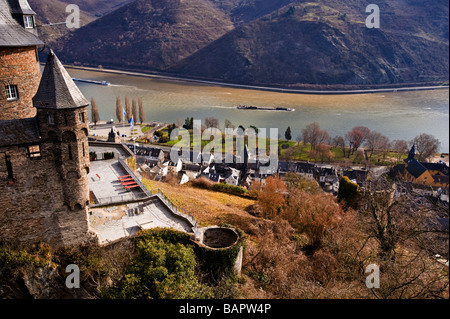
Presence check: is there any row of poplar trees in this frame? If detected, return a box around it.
[89,97,147,126]
[116,96,146,125]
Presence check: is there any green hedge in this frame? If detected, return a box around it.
[137,228,192,246]
[212,183,247,196]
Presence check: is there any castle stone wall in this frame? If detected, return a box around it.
[0,47,41,120]
[0,143,94,247]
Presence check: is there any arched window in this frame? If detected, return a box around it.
[81,128,88,137]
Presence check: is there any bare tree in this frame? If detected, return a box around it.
[332,135,347,157]
[345,126,370,156]
[91,98,100,125]
[125,96,132,122]
[295,134,302,146]
[302,122,329,151]
[410,133,441,162]
[377,135,391,162]
[132,98,138,125]
[392,139,408,162]
[365,131,382,158]
[138,98,146,124]
[205,117,219,128]
[224,119,235,129]
[316,144,334,162]
[116,96,123,123]
[359,178,449,298]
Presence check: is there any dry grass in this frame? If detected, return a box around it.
[142,179,258,232]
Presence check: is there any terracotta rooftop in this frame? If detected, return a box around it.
[33,50,90,110]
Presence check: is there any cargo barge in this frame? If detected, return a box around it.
[237,105,294,112]
[72,78,111,86]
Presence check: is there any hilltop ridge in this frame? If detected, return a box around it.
[55,0,234,71]
[33,0,449,88]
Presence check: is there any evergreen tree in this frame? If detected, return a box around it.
[285,126,292,141]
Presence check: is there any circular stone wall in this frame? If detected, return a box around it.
[202,227,239,249]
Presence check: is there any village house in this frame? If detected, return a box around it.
[403,145,449,188]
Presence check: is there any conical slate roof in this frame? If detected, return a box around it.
[33,50,89,109]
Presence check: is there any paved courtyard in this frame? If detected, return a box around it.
[90,199,194,244]
[89,160,145,203]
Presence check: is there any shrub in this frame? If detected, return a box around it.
[190,177,215,189]
[103,230,212,299]
[0,242,53,268]
[212,183,247,196]
[337,176,359,208]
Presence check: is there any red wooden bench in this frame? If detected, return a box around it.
[118,175,131,179]
[122,181,138,186]
[119,178,134,183]
[125,185,140,189]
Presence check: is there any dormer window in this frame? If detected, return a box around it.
[5,85,19,101]
[23,15,34,29]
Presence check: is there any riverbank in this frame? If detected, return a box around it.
[62,64,449,95]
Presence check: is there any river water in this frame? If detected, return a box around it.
[66,68,449,153]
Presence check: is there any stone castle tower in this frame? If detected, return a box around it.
[0,0,42,120]
[0,0,94,247]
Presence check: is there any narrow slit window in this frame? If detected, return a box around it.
[5,154,13,180]
[48,113,55,125]
[68,144,73,160]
